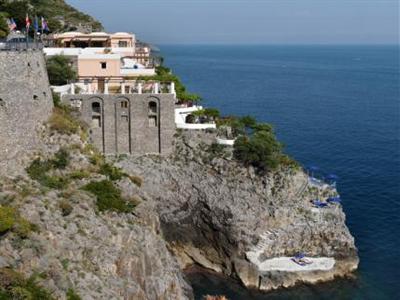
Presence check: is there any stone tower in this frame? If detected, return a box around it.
[0,50,53,175]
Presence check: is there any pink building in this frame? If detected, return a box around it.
[45,31,156,94]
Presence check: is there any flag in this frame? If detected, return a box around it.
[25,14,30,31]
[6,18,17,31]
[41,16,49,32]
[34,16,39,32]
[11,18,17,31]
[7,18,17,31]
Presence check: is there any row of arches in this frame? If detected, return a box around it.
[90,100,158,122]
[87,96,161,154]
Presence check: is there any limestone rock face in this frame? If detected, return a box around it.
[0,50,53,176]
[0,133,192,300]
[119,130,359,291]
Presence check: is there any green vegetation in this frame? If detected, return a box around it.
[46,55,77,86]
[215,114,298,173]
[52,91,61,107]
[217,115,257,136]
[26,149,71,189]
[233,127,283,173]
[192,108,220,122]
[0,0,103,34]
[48,106,82,135]
[0,206,16,234]
[0,13,9,38]
[137,66,201,103]
[82,180,135,213]
[0,206,36,238]
[68,170,90,180]
[66,288,82,300]
[59,200,73,216]
[0,268,53,300]
[99,163,125,181]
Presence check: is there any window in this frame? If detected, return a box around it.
[121,115,128,122]
[118,41,128,47]
[92,102,101,113]
[121,101,128,108]
[148,101,157,114]
[100,62,107,69]
[33,95,38,100]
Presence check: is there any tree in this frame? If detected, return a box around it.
[233,128,283,172]
[0,14,9,38]
[46,55,77,86]
[203,108,220,120]
[240,115,257,129]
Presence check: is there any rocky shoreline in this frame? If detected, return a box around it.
[0,122,358,299]
[118,130,359,293]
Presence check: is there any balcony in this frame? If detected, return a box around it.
[53,80,176,97]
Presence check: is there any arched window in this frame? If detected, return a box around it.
[92,102,101,113]
[33,95,38,100]
[148,101,158,127]
[148,101,157,114]
[121,101,128,108]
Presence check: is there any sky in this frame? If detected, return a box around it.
[67,0,399,45]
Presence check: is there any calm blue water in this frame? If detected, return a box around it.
[160,45,400,300]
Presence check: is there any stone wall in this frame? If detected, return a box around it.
[62,93,176,155]
[0,50,53,175]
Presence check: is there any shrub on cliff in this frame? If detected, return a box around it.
[82,180,135,213]
[0,268,53,300]
[233,128,283,172]
[0,13,9,38]
[26,149,71,189]
[0,206,37,238]
[0,206,16,234]
[46,55,77,86]
[66,288,82,300]
[48,107,81,135]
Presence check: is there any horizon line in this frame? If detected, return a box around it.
[155,42,399,46]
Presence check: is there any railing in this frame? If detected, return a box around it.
[0,40,43,51]
[57,79,176,96]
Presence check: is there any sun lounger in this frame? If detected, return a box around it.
[312,199,328,208]
[327,196,341,204]
[291,254,313,266]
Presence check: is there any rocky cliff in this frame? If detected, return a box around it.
[0,129,192,299]
[118,130,359,291]
[0,120,358,299]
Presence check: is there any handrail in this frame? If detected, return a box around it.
[0,42,43,51]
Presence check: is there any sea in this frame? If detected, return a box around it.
[159,45,400,300]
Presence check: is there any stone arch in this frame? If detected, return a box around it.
[88,96,105,153]
[115,96,131,154]
[146,96,161,153]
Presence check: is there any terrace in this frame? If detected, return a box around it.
[53,80,176,97]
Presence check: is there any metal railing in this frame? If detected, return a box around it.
[0,40,44,51]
